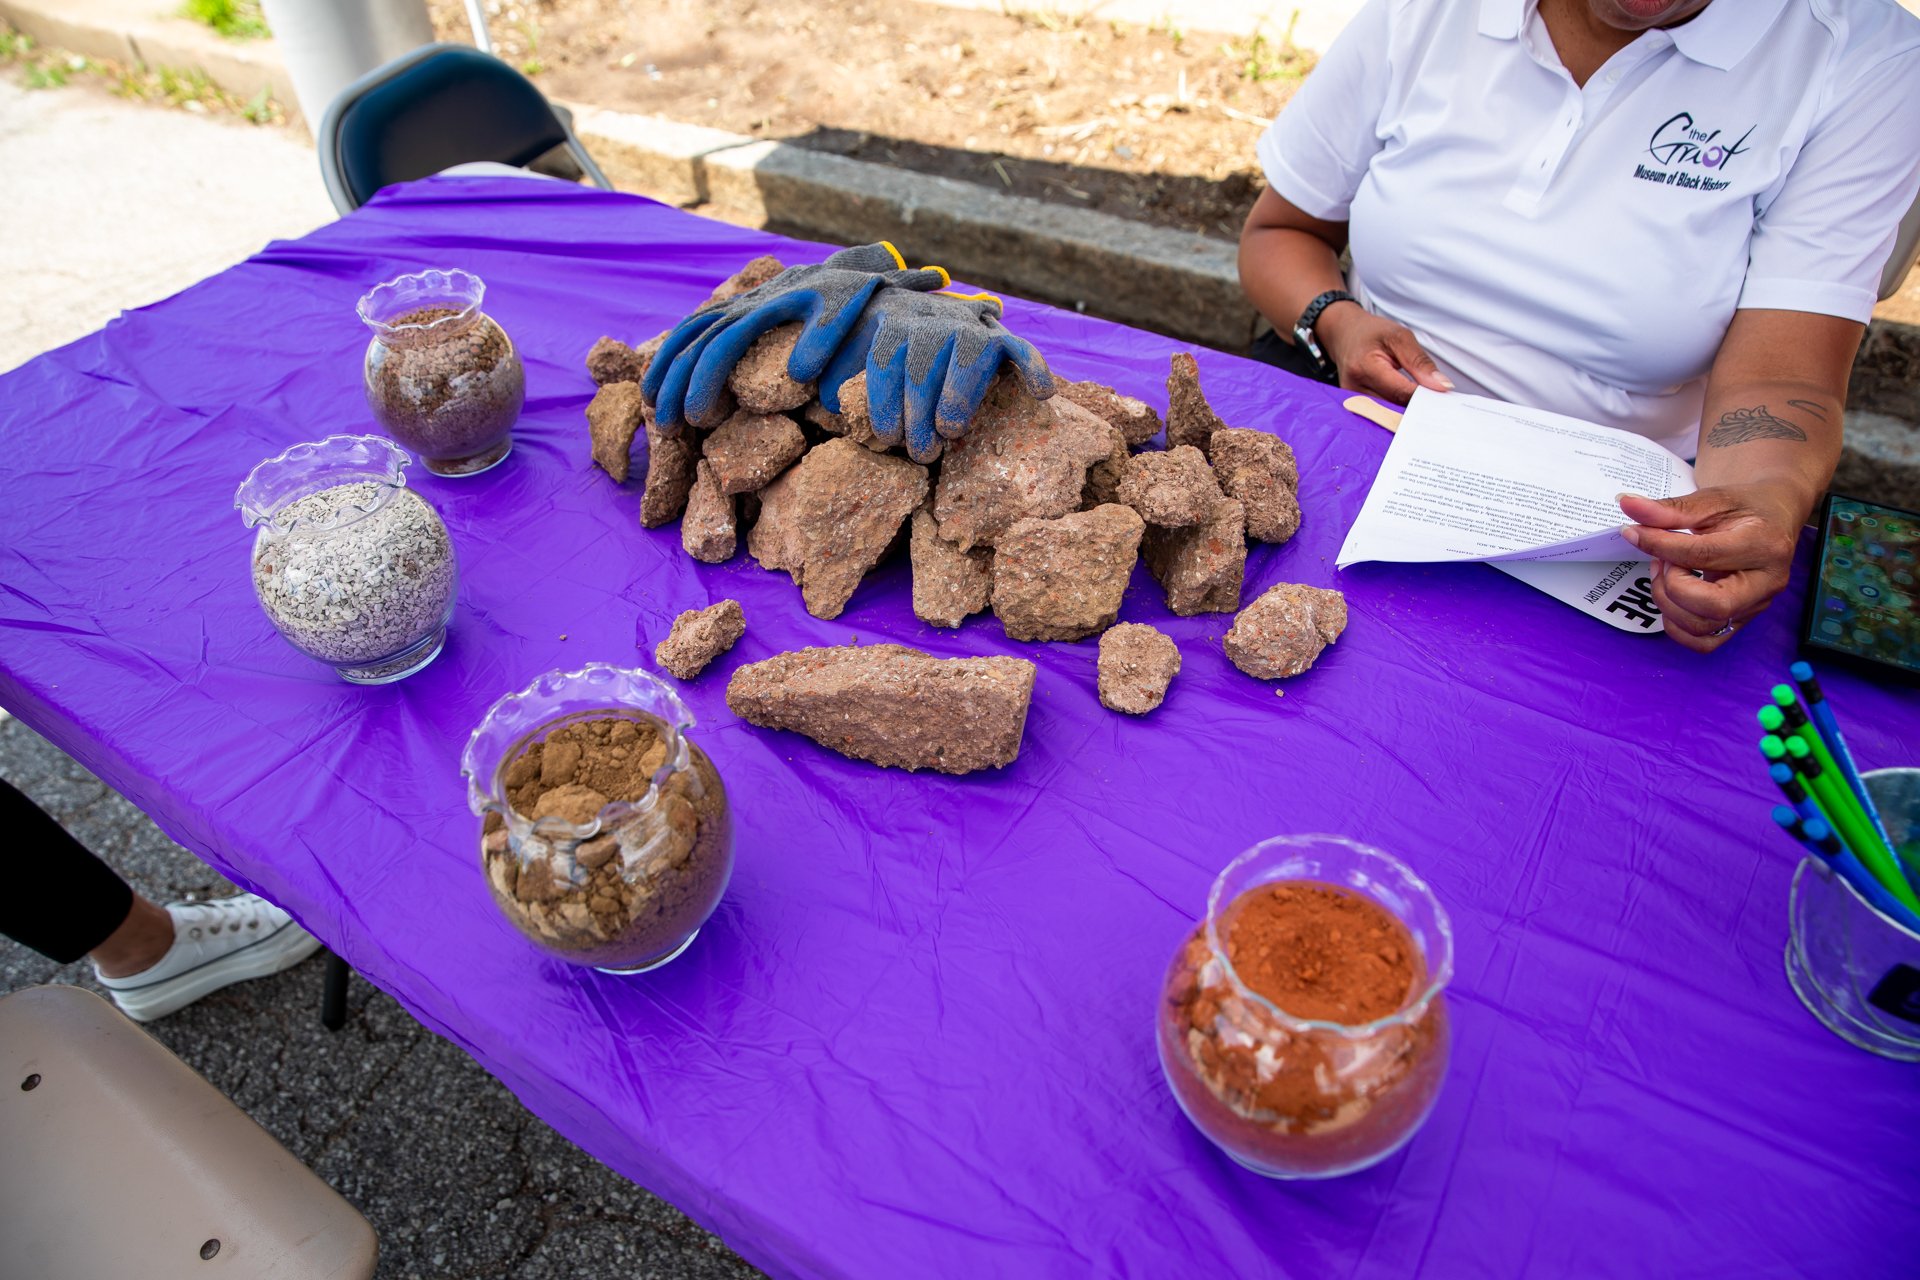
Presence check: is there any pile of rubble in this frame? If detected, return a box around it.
[584,255,1347,769]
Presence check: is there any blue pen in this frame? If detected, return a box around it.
[1789,661,1895,853]
[1770,804,1920,932]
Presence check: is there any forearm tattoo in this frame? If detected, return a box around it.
[1705,405,1810,447]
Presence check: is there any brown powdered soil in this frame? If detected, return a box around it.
[429,0,1313,239]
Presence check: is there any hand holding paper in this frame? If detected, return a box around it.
[1619,485,1805,652]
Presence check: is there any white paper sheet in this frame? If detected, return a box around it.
[1335,390,1695,569]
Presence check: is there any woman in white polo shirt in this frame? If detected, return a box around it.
[1242,0,1920,651]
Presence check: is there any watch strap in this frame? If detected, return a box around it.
[1296,289,1357,337]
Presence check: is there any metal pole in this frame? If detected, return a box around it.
[463,0,494,54]
[259,0,436,129]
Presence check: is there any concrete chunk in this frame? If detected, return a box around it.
[728,321,815,413]
[702,254,786,308]
[1058,380,1163,448]
[655,599,746,680]
[991,504,1145,642]
[910,506,994,628]
[586,337,645,387]
[934,377,1113,551]
[702,409,808,494]
[586,382,646,484]
[727,644,1036,774]
[639,422,697,528]
[748,438,929,619]
[681,460,737,563]
[1225,583,1348,679]
[1166,352,1229,454]
[1117,444,1223,528]
[1210,427,1302,544]
[1143,497,1246,615]
[1098,623,1181,715]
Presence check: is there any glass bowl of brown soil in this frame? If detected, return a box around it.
[1158,835,1454,1179]
[462,664,733,973]
[359,268,524,477]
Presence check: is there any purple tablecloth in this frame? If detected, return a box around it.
[3,176,1914,1278]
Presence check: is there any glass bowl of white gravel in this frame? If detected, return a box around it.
[236,434,458,684]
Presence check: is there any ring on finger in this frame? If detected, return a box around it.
[1711,618,1738,637]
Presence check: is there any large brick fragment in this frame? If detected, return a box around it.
[586,382,646,483]
[910,506,993,628]
[934,377,1112,551]
[1058,380,1164,448]
[639,422,697,528]
[702,410,808,494]
[1098,623,1181,715]
[748,438,929,619]
[991,504,1145,642]
[682,460,737,563]
[1117,444,1224,528]
[728,322,814,414]
[586,337,644,387]
[727,644,1036,774]
[1143,498,1246,615]
[1080,420,1131,509]
[701,255,785,308]
[1210,428,1302,544]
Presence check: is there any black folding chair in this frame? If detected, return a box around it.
[316,42,614,215]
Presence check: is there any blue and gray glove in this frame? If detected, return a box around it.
[643,242,946,432]
[818,288,1054,463]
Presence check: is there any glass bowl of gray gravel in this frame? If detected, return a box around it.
[359,268,524,477]
[237,434,459,684]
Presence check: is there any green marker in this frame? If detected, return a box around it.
[1772,685,1856,813]
[1784,737,1920,912]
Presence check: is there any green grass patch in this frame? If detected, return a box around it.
[180,0,269,41]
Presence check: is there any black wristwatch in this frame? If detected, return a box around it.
[1292,289,1358,378]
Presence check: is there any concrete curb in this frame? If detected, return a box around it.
[0,0,298,125]
[572,108,1257,351]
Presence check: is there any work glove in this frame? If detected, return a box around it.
[818,288,1055,463]
[643,242,946,432]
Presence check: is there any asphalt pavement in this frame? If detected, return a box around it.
[0,74,763,1279]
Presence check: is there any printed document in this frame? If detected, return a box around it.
[1335,390,1695,569]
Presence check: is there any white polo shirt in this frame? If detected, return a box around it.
[1258,0,1920,455]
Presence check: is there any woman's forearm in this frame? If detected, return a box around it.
[1691,383,1842,525]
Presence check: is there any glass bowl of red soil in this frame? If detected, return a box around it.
[358,268,524,477]
[1158,835,1454,1179]
[462,664,734,974]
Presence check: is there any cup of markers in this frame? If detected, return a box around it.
[1759,663,1920,1061]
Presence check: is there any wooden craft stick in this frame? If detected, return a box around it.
[1342,395,1403,433]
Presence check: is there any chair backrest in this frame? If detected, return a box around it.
[0,985,377,1280]
[318,43,605,214]
[1882,184,1920,301]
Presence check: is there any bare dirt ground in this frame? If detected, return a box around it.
[430,0,1312,239]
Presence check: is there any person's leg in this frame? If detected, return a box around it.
[0,778,153,963]
[1248,327,1341,385]
[3,777,321,1021]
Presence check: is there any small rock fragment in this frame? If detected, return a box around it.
[1097,623,1181,715]
[821,373,890,451]
[1143,497,1247,615]
[934,377,1113,550]
[586,382,647,483]
[1080,421,1131,509]
[586,337,644,387]
[639,422,697,528]
[1117,444,1224,528]
[1167,352,1229,454]
[530,783,609,827]
[655,599,746,680]
[991,504,1145,642]
[682,460,737,563]
[726,644,1036,774]
[702,254,785,308]
[1058,380,1163,448]
[749,438,929,618]
[1210,428,1302,544]
[728,322,814,414]
[1224,583,1348,679]
[702,409,808,494]
[910,506,993,628]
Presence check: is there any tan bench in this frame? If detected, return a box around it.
[0,985,376,1279]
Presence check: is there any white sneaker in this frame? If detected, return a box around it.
[94,893,323,1023]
